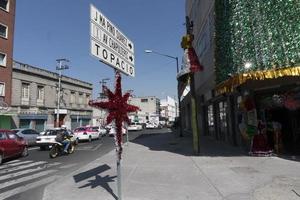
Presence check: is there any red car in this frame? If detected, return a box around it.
[0,129,28,164]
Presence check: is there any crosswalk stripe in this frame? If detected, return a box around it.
[0,160,33,170]
[0,161,47,175]
[0,167,44,181]
[0,175,60,200]
[0,169,57,190]
[5,159,21,164]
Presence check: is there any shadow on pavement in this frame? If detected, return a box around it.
[73,164,118,200]
[131,130,248,157]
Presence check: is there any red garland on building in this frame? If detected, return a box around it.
[89,71,139,159]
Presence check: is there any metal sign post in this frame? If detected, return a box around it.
[89,5,137,200]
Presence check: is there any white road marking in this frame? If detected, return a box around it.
[5,159,21,164]
[29,147,40,151]
[0,160,33,170]
[92,143,102,151]
[0,169,57,190]
[0,161,47,174]
[0,175,60,200]
[0,167,44,181]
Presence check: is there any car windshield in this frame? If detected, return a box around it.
[74,127,86,132]
[44,130,59,136]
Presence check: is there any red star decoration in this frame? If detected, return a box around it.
[89,71,139,159]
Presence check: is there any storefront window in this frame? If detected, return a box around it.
[207,105,214,126]
[219,101,227,127]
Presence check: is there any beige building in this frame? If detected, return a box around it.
[11,61,93,131]
[128,96,160,124]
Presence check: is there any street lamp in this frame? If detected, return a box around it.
[144,49,182,137]
[56,58,70,127]
[144,49,179,73]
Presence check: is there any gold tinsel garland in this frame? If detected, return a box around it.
[215,65,300,95]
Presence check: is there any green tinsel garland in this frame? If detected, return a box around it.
[215,0,300,83]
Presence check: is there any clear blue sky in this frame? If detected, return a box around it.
[13,0,186,100]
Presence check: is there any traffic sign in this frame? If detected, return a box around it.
[90,5,135,77]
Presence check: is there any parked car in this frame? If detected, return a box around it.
[11,128,40,146]
[73,126,101,142]
[97,126,108,137]
[108,125,127,137]
[127,122,143,131]
[36,128,74,150]
[0,129,28,164]
[146,123,156,129]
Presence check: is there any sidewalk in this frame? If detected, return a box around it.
[43,130,300,200]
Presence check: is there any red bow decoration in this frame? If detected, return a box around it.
[89,71,139,159]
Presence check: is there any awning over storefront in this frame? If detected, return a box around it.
[215,65,300,95]
[18,114,48,120]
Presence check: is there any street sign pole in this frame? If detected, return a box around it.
[117,153,122,200]
[90,5,136,200]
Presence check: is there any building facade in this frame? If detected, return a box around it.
[128,96,160,124]
[0,0,16,128]
[160,96,178,124]
[10,61,93,132]
[182,0,300,154]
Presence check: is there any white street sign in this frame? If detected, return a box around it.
[90,5,135,77]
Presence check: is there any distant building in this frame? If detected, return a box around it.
[160,96,178,123]
[128,96,160,124]
[10,61,93,131]
[0,0,16,128]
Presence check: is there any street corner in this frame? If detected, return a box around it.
[253,176,300,200]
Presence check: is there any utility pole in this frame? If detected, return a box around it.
[99,78,110,98]
[185,16,200,154]
[56,59,70,127]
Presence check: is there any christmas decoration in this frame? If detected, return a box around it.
[89,71,139,159]
[215,0,300,83]
[181,34,204,73]
[215,65,300,95]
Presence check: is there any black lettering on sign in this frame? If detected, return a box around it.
[99,14,106,27]
[116,57,120,68]
[121,61,125,70]
[106,21,115,36]
[110,53,115,63]
[95,43,100,55]
[129,66,134,75]
[103,34,108,44]
[94,11,98,22]
[102,49,108,59]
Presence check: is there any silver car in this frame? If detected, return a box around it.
[12,129,39,146]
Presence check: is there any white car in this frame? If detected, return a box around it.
[109,126,127,137]
[127,123,143,131]
[36,128,75,150]
[73,126,101,142]
[146,123,156,129]
[98,126,108,137]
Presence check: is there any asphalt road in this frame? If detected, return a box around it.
[0,128,170,200]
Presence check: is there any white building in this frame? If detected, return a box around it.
[160,96,178,123]
[128,96,160,124]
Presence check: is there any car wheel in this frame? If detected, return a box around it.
[22,146,29,157]
[88,136,92,142]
